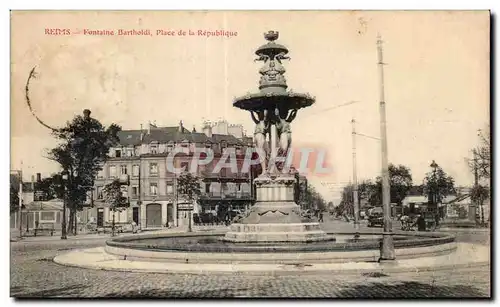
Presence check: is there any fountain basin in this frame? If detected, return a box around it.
[104,231,456,264]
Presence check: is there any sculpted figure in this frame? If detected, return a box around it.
[275,107,298,156]
[275,52,290,64]
[254,54,270,63]
[251,109,270,174]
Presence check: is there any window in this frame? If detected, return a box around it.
[150,142,158,154]
[96,186,104,199]
[97,168,105,179]
[120,165,128,175]
[205,183,211,193]
[236,183,241,191]
[131,186,138,198]
[126,147,134,157]
[166,183,174,194]
[109,165,117,178]
[109,210,127,223]
[40,211,55,221]
[132,165,139,177]
[166,144,174,153]
[115,149,122,158]
[149,163,158,176]
[150,183,158,196]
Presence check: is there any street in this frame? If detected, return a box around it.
[10,220,491,298]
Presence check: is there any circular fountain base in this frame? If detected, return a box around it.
[51,230,489,277]
[223,223,335,243]
[99,231,457,264]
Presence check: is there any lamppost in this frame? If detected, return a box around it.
[61,170,68,240]
[188,201,193,233]
[429,160,439,212]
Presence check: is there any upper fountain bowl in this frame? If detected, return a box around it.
[233,90,315,111]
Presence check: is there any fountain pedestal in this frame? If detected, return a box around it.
[224,31,333,244]
[223,174,334,243]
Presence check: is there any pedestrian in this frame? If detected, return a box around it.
[318,211,324,223]
[131,221,137,234]
[413,214,426,231]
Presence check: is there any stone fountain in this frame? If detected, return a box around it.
[55,31,460,275]
[223,31,334,243]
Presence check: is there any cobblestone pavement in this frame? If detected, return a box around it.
[10,222,491,298]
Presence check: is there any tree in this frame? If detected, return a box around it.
[303,183,327,212]
[103,179,129,236]
[10,173,22,213]
[467,126,491,225]
[369,164,413,206]
[47,110,121,235]
[36,174,65,200]
[468,127,490,180]
[177,171,201,231]
[339,180,377,218]
[423,163,455,206]
[470,184,489,225]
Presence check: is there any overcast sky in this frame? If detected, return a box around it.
[11,11,489,202]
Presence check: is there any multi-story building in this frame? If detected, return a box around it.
[88,120,256,229]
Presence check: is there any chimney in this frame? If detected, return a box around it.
[31,175,35,190]
[36,173,41,182]
[202,121,212,138]
[192,125,197,133]
[179,120,184,133]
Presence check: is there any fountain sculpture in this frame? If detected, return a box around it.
[223,31,334,243]
[55,31,459,273]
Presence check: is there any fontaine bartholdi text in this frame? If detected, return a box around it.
[81,29,153,36]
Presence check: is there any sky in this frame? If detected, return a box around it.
[10,11,490,203]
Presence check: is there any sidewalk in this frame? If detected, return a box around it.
[439,227,490,233]
[10,225,229,243]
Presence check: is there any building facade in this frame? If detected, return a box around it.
[89,121,256,229]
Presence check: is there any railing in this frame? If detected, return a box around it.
[199,170,250,179]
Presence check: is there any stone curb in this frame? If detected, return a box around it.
[53,250,490,277]
[53,243,489,276]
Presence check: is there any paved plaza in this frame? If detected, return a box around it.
[10,220,491,298]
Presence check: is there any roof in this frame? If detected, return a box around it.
[444,194,471,205]
[117,130,144,146]
[117,127,245,147]
[211,134,244,145]
[402,195,428,207]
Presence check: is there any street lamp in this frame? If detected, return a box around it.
[429,160,439,213]
[61,170,69,240]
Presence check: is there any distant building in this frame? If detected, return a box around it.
[85,120,256,230]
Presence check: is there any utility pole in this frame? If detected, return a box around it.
[351,118,360,238]
[377,34,395,262]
